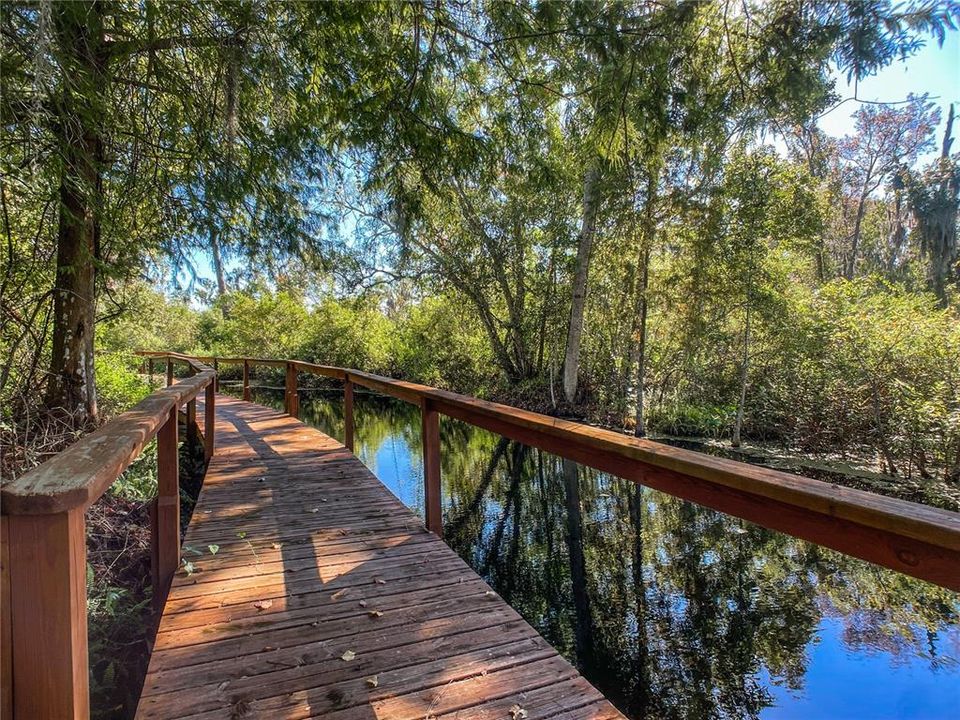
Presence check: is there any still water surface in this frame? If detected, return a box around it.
[239,386,960,719]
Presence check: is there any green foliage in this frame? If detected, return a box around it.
[647,403,737,439]
[112,443,158,501]
[783,279,960,479]
[299,297,395,372]
[206,288,309,358]
[98,284,201,354]
[392,296,496,391]
[94,352,152,418]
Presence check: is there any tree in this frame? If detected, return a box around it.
[720,147,822,446]
[906,103,959,306]
[837,95,939,280]
[1,0,470,421]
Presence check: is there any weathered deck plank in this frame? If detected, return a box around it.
[136,394,622,719]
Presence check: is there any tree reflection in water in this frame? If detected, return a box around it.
[247,387,960,719]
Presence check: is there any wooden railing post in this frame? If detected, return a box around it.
[344,375,355,452]
[8,508,89,719]
[212,358,219,392]
[186,398,198,449]
[166,357,173,387]
[152,406,179,612]
[285,362,299,418]
[1,517,12,720]
[421,399,442,537]
[243,359,251,401]
[148,357,154,385]
[204,383,216,461]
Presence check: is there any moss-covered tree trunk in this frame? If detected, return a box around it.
[45,1,106,420]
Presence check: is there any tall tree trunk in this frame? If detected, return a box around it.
[633,170,657,438]
[536,244,558,375]
[633,246,650,437]
[846,186,870,280]
[45,1,106,420]
[562,162,600,404]
[732,302,750,447]
[209,221,227,295]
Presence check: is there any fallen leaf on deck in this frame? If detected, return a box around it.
[229,697,251,719]
[367,610,383,618]
[509,704,528,719]
[340,650,356,661]
[374,578,387,585]
[365,675,379,688]
[236,532,246,539]
[331,588,349,600]
[217,680,230,692]
[485,591,497,600]
[253,599,273,611]
[271,542,283,549]
[208,544,220,555]
[358,600,368,607]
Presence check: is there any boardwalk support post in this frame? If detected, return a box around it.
[166,357,173,387]
[8,508,89,719]
[285,362,299,418]
[213,358,219,392]
[421,399,442,536]
[344,375,355,452]
[148,357,154,384]
[243,359,251,401]
[186,399,198,449]
[152,406,180,612]
[204,383,216,461]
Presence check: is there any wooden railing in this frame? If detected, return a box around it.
[139,352,960,595]
[3,349,959,718]
[0,356,216,720]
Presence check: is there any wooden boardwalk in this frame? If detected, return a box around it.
[135,395,623,720]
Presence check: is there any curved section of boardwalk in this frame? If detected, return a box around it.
[136,395,623,720]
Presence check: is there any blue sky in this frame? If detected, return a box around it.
[820,30,960,161]
[185,31,959,292]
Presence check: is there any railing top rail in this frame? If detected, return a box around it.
[137,353,960,556]
[136,351,960,591]
[2,356,214,515]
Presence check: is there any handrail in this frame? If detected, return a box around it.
[1,354,217,719]
[139,351,960,595]
[2,365,214,515]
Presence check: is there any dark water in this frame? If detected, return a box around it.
[237,385,960,720]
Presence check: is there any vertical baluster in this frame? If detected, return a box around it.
[152,406,180,612]
[166,357,173,387]
[213,358,219,392]
[204,382,216,461]
[148,357,154,385]
[421,399,442,536]
[243,359,251,401]
[285,362,299,418]
[344,375,355,451]
[8,509,89,719]
[186,399,198,449]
